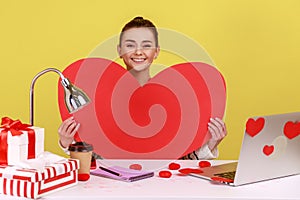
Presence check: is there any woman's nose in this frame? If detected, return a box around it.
[134,48,143,55]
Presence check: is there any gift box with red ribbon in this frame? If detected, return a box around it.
[0,159,79,199]
[0,117,44,165]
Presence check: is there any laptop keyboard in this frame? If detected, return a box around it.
[213,171,236,180]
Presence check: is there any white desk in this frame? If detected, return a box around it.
[1,160,300,200]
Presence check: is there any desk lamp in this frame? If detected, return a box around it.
[29,68,90,125]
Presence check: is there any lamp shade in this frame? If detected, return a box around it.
[30,68,90,125]
[61,78,90,113]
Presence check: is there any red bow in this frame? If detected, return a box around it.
[1,117,31,136]
[0,117,35,165]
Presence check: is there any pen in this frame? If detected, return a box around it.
[99,166,121,176]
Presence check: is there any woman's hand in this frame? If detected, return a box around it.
[207,117,227,151]
[58,116,80,148]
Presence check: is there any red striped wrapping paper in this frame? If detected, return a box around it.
[0,159,79,199]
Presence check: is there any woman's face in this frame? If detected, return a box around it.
[118,27,160,72]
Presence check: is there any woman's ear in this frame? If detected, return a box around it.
[154,46,160,59]
[117,44,122,58]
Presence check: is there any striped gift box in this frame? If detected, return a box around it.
[0,159,79,199]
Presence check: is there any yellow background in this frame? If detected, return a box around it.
[1,0,300,159]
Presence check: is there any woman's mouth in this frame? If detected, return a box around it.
[131,58,146,63]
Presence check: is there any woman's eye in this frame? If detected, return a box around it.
[143,44,152,48]
[126,44,135,48]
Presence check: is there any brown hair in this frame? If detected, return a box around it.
[119,16,159,47]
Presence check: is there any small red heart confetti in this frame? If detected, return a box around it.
[178,168,193,175]
[78,173,90,181]
[159,170,172,178]
[168,162,181,170]
[178,168,203,175]
[198,161,211,168]
[129,164,142,170]
[211,176,234,183]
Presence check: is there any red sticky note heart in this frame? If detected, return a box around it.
[246,118,265,137]
[58,58,226,159]
[283,121,300,139]
[263,145,274,156]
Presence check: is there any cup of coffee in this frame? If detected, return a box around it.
[68,141,93,181]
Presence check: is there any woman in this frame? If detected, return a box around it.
[58,17,227,159]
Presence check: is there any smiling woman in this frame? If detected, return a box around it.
[117,17,160,86]
[57,16,227,160]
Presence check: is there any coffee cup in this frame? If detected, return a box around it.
[68,142,93,181]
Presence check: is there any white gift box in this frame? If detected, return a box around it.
[0,159,79,199]
[0,126,44,165]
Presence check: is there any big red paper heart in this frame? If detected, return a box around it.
[263,145,274,156]
[58,58,226,159]
[246,118,265,137]
[283,121,300,139]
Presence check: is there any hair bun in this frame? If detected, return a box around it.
[134,16,144,20]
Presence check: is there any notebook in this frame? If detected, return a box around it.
[190,112,300,186]
[91,165,154,182]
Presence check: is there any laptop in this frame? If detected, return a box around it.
[190,112,300,186]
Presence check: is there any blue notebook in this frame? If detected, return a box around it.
[91,166,154,182]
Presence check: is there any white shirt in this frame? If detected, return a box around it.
[181,143,218,160]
